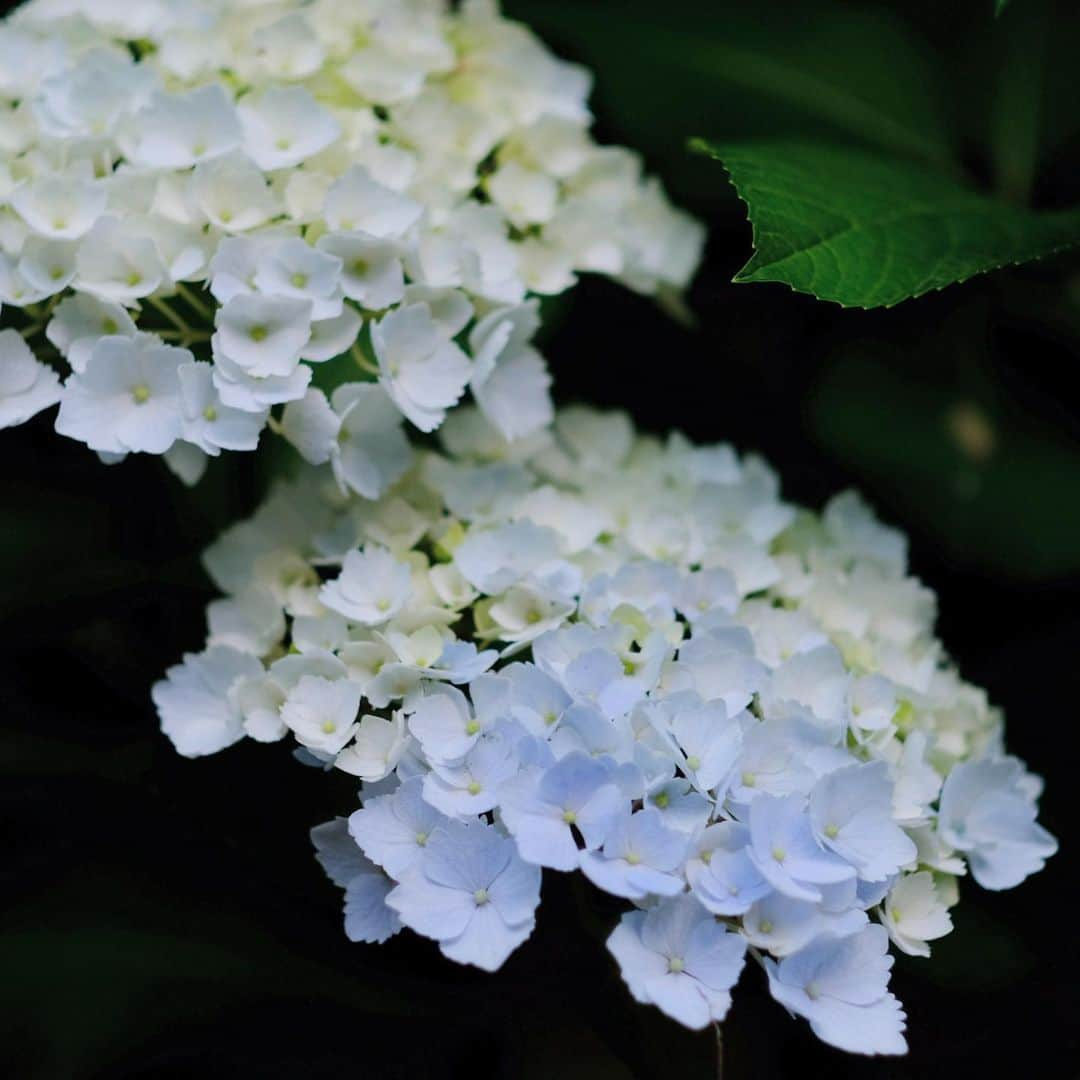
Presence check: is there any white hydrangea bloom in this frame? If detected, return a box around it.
[206,586,285,657]
[152,645,263,757]
[468,301,553,441]
[154,405,1055,1057]
[371,302,472,433]
[281,675,363,755]
[122,85,243,170]
[329,383,412,499]
[319,546,413,626]
[880,870,954,957]
[335,711,411,782]
[213,294,313,379]
[72,218,166,303]
[0,327,62,428]
[191,154,279,234]
[323,166,422,240]
[1,0,702,486]
[54,334,188,454]
[46,294,138,374]
[177,361,267,456]
[11,173,108,241]
[237,87,341,171]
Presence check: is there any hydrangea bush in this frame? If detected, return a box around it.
[2,0,1056,1061]
[155,404,1056,1055]
[0,0,699,481]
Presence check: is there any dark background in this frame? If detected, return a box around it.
[3,0,1078,1076]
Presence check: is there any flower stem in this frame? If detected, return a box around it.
[175,282,214,322]
[157,329,211,345]
[146,296,192,337]
[351,342,380,377]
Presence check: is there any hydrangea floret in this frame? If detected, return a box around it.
[0,0,701,485]
[155,405,1057,1056]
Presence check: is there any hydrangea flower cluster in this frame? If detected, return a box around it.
[0,0,701,484]
[154,405,1057,1055]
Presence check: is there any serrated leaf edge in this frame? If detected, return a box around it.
[690,137,1080,310]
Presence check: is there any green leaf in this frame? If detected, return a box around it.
[693,138,1080,308]
[810,343,1080,579]
[996,0,1011,15]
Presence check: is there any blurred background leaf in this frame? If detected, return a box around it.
[809,333,1080,576]
[988,0,1047,203]
[959,0,1080,192]
[507,0,956,208]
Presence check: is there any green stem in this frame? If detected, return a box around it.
[351,342,380,377]
[157,329,211,345]
[175,282,214,322]
[146,296,192,337]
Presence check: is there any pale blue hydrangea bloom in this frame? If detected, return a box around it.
[385,820,541,972]
[348,776,448,880]
[311,819,400,945]
[809,762,919,882]
[579,807,688,900]
[938,757,1058,889]
[150,403,1057,1056]
[743,891,869,957]
[499,751,624,871]
[765,925,907,1055]
[608,895,746,1029]
[747,793,856,903]
[685,822,772,916]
